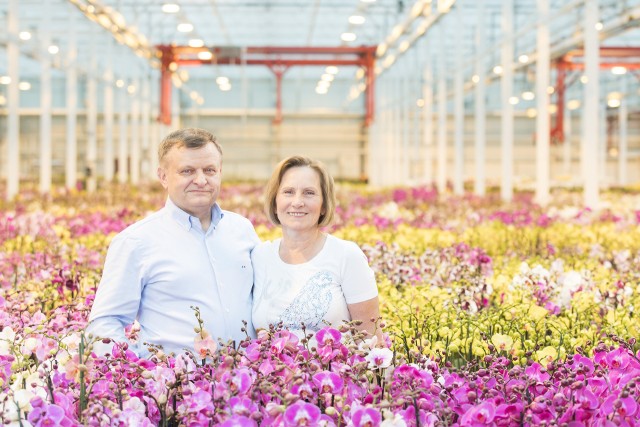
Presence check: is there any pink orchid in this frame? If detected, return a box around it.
[312,370,344,394]
[283,401,321,427]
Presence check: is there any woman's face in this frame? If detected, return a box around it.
[276,166,325,233]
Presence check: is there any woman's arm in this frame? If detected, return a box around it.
[347,295,384,343]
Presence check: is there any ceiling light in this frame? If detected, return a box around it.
[595,22,603,31]
[355,68,365,79]
[18,81,31,91]
[127,85,136,94]
[521,91,535,101]
[580,75,588,84]
[316,86,328,94]
[317,80,330,88]
[547,86,555,94]
[548,105,557,114]
[321,73,334,82]
[197,97,204,105]
[382,54,396,68]
[607,98,620,108]
[611,66,627,75]
[19,31,31,41]
[376,43,387,57]
[416,99,425,108]
[177,23,194,33]
[0,95,5,105]
[216,76,229,85]
[471,75,480,83]
[325,66,338,75]
[219,83,231,91]
[508,96,519,105]
[115,79,125,88]
[188,39,205,48]
[526,108,537,118]
[518,54,529,63]
[349,15,365,25]
[341,32,357,42]
[48,45,59,54]
[190,91,199,100]
[0,76,11,85]
[493,65,503,75]
[162,3,180,13]
[197,51,213,60]
[398,40,410,53]
[567,99,581,110]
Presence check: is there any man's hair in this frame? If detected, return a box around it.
[264,155,336,228]
[158,128,223,163]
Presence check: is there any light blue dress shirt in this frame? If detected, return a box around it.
[87,198,259,357]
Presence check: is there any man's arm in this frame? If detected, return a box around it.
[86,234,144,356]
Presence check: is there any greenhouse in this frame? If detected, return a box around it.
[1,0,640,425]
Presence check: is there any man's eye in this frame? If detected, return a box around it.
[180,169,193,175]
[205,168,216,174]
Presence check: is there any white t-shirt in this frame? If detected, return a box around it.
[251,234,378,336]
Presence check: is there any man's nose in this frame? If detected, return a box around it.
[193,170,207,185]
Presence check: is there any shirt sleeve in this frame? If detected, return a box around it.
[86,233,144,352]
[340,240,378,304]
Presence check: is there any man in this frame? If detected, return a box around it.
[87,128,259,357]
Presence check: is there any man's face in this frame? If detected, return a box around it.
[157,143,222,219]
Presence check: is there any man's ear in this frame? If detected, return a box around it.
[157,166,168,189]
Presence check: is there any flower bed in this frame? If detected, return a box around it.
[1,184,639,426]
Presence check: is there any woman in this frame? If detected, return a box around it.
[252,155,381,341]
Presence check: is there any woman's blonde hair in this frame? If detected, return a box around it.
[264,155,336,227]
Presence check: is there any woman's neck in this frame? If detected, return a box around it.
[279,229,326,264]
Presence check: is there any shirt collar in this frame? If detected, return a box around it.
[165,198,224,231]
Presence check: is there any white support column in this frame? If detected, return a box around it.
[402,67,410,183]
[535,0,550,206]
[384,82,393,186]
[86,31,98,193]
[453,9,464,195]
[65,12,78,191]
[436,29,448,195]
[141,75,151,180]
[130,79,141,185]
[582,0,600,208]
[6,0,20,200]
[118,84,128,184]
[563,108,572,176]
[39,1,52,195]
[474,0,487,196]
[619,79,628,186]
[423,59,434,186]
[150,118,161,180]
[172,85,181,129]
[599,104,607,188]
[393,76,401,184]
[103,41,115,183]
[149,75,160,180]
[501,0,514,202]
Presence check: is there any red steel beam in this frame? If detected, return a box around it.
[156,44,377,126]
[550,46,640,143]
